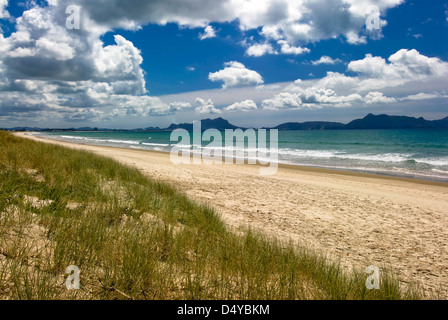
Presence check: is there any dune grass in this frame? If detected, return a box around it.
[0,131,422,300]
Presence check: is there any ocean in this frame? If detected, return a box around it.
[35,129,448,182]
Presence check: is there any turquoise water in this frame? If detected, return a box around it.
[38,129,448,181]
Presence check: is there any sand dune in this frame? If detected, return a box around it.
[15,132,448,297]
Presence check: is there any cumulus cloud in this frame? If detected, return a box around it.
[262,92,303,110]
[245,43,277,57]
[94,35,146,94]
[195,97,221,114]
[236,0,399,56]
[208,61,264,89]
[346,49,448,92]
[260,26,283,40]
[225,100,258,112]
[262,86,362,110]
[364,91,396,104]
[71,0,233,29]
[312,56,342,65]
[199,25,216,40]
[29,1,403,56]
[345,31,367,44]
[169,101,192,112]
[2,4,146,92]
[74,0,395,45]
[402,92,447,101]
[64,108,104,122]
[276,0,400,44]
[0,0,9,20]
[107,95,171,117]
[278,40,310,55]
[0,1,162,124]
[348,49,448,79]
[244,35,310,58]
[257,49,448,111]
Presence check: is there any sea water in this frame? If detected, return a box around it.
[37,129,448,181]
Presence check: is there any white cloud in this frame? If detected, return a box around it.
[94,35,146,94]
[169,101,192,112]
[35,37,76,60]
[199,25,216,40]
[315,72,357,91]
[347,49,448,93]
[364,91,396,104]
[225,100,258,112]
[73,0,400,45]
[345,31,367,45]
[36,0,404,56]
[262,86,362,110]
[270,0,399,44]
[0,0,9,19]
[3,5,146,93]
[348,54,395,78]
[65,108,104,122]
[312,56,342,65]
[260,25,283,40]
[0,1,155,124]
[388,49,448,77]
[237,0,402,55]
[256,83,282,91]
[208,61,264,89]
[195,97,221,114]
[262,92,303,110]
[349,49,448,80]
[0,87,173,123]
[107,95,171,117]
[277,40,310,55]
[245,43,277,57]
[402,92,446,101]
[257,49,448,111]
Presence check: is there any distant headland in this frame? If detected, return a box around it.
[2,114,448,132]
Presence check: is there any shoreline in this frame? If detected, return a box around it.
[12,131,448,297]
[21,131,448,187]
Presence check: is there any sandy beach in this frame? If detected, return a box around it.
[14,132,448,297]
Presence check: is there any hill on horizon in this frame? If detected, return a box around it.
[2,114,448,132]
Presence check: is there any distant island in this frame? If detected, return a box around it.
[2,114,448,132]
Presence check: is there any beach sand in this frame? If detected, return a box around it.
[15,132,448,297]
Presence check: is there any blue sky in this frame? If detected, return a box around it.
[111,1,448,96]
[0,0,447,128]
